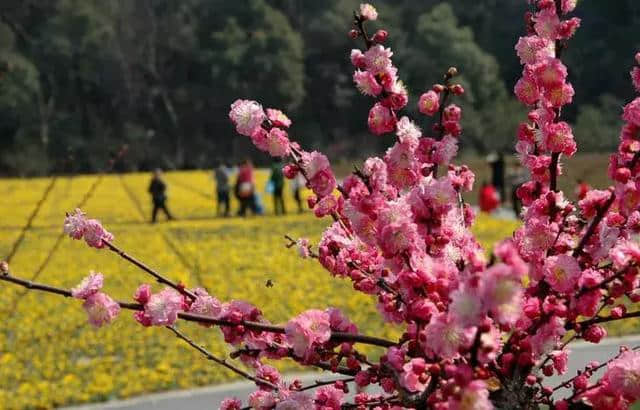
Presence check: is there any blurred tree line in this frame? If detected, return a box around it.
[0,0,638,175]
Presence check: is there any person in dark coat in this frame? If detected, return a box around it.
[488,152,506,202]
[269,158,286,215]
[148,168,173,223]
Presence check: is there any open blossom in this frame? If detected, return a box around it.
[145,288,183,326]
[401,358,430,393]
[623,97,640,127]
[515,35,553,65]
[83,292,120,328]
[368,102,396,135]
[189,291,222,326]
[418,90,440,116]
[543,121,576,155]
[514,73,540,105]
[544,254,581,293]
[265,128,290,158]
[535,58,568,88]
[449,380,494,410]
[275,392,314,410]
[63,208,87,239]
[314,386,344,410]
[363,45,393,74]
[534,7,561,40]
[220,398,243,410]
[83,219,114,249]
[603,350,640,401]
[285,309,331,358]
[229,99,265,137]
[249,390,276,410]
[296,238,311,259]
[353,70,382,96]
[266,108,291,128]
[359,3,377,21]
[71,271,104,299]
[423,313,475,359]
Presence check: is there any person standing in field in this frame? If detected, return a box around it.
[575,179,591,200]
[214,160,232,217]
[291,172,305,213]
[235,159,256,217]
[479,181,500,214]
[148,168,173,223]
[269,158,286,215]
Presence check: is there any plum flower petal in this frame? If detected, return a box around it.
[71,271,104,299]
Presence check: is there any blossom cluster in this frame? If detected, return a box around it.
[224,2,640,409]
[4,1,640,409]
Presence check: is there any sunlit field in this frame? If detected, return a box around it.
[0,170,531,408]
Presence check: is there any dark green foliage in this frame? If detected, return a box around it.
[0,0,637,175]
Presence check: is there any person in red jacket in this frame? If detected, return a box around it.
[575,179,591,200]
[479,182,500,213]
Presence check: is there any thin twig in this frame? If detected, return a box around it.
[104,241,197,300]
[166,325,279,390]
[573,192,616,257]
[0,272,397,348]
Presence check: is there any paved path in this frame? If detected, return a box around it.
[63,335,640,409]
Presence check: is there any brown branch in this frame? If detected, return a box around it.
[166,325,279,390]
[353,12,373,49]
[549,152,560,192]
[104,241,197,300]
[572,192,616,257]
[298,377,355,392]
[571,310,640,329]
[0,272,397,348]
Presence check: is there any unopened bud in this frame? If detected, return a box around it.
[349,29,359,40]
[636,52,640,65]
[0,260,8,274]
[451,84,465,95]
[372,29,388,43]
[447,67,458,77]
[432,84,445,93]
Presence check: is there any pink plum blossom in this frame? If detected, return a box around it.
[266,108,291,128]
[449,380,494,410]
[544,254,581,293]
[623,98,640,127]
[423,313,475,359]
[229,99,265,137]
[314,385,344,409]
[603,350,640,401]
[534,7,561,40]
[145,288,184,326]
[83,292,120,328]
[353,70,382,96]
[275,392,314,409]
[359,3,378,21]
[189,291,222,326]
[82,219,114,249]
[71,271,104,299]
[220,398,243,410]
[264,128,290,157]
[63,209,87,239]
[296,238,310,259]
[284,309,331,358]
[363,45,393,75]
[401,358,430,393]
[418,90,440,116]
[368,103,396,135]
[632,67,640,93]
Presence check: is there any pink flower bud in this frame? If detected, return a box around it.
[372,30,388,43]
[0,260,8,274]
[584,325,607,343]
[451,84,465,95]
[348,29,359,39]
[282,163,299,179]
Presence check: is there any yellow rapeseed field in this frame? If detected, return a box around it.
[0,170,522,409]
